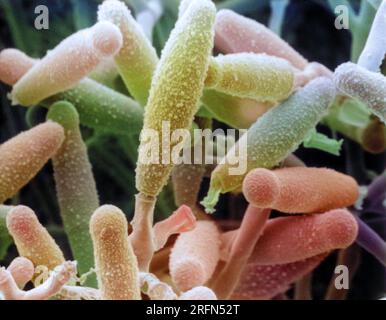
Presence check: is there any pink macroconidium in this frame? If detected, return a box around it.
[242,167,359,213]
[6,206,65,270]
[0,49,36,86]
[231,254,327,300]
[214,9,308,69]
[11,21,123,106]
[0,122,64,204]
[214,9,331,85]
[169,221,221,292]
[7,257,34,289]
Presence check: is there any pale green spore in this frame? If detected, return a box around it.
[47,101,99,287]
[202,77,336,213]
[98,0,159,106]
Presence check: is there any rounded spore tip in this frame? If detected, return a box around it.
[7,257,34,289]
[11,21,123,106]
[98,0,158,106]
[334,62,386,123]
[91,21,123,58]
[6,206,65,270]
[90,205,140,300]
[0,49,36,86]
[170,221,220,292]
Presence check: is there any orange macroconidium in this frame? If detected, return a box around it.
[0,122,64,204]
[90,205,141,300]
[6,206,65,270]
[242,167,359,213]
[169,221,220,292]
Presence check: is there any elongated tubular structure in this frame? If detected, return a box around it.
[232,254,327,300]
[130,193,156,271]
[98,0,158,106]
[132,0,216,272]
[47,102,99,287]
[212,206,271,299]
[7,257,34,289]
[11,21,123,106]
[355,216,386,267]
[248,209,358,265]
[202,77,335,213]
[169,221,220,292]
[0,49,36,86]
[205,53,294,102]
[357,0,386,72]
[243,167,359,213]
[172,164,206,209]
[0,122,64,203]
[334,62,386,124]
[6,206,65,270]
[136,0,216,197]
[90,205,141,300]
[179,286,217,300]
[0,49,144,136]
[153,205,196,251]
[214,9,308,70]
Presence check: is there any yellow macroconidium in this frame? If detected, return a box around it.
[11,21,123,106]
[205,53,294,102]
[0,122,64,203]
[90,205,141,300]
[132,0,216,272]
[136,0,216,198]
[98,0,159,106]
[6,206,65,270]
